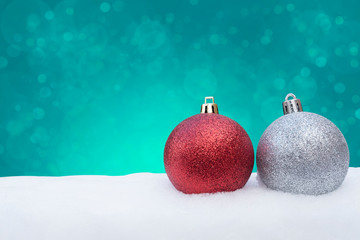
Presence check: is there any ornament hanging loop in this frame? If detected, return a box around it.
[285,93,297,101]
[282,93,303,115]
[201,96,219,114]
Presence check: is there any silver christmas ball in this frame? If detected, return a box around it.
[256,94,349,195]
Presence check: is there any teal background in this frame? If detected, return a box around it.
[0,0,359,176]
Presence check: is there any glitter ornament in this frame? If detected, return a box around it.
[164,97,254,194]
[257,93,349,195]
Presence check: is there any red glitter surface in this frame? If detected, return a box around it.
[164,114,254,194]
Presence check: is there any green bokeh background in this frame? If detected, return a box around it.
[0,0,359,176]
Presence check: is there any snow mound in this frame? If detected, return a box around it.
[0,168,359,240]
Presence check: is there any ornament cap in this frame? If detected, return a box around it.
[200,96,219,114]
[282,93,303,115]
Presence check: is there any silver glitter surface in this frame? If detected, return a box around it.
[256,112,349,195]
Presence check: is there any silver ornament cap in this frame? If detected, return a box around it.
[256,93,349,195]
[282,93,303,114]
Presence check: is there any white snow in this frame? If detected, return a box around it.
[0,168,359,240]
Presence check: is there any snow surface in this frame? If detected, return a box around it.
[0,168,359,240]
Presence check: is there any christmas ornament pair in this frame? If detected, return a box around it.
[164,94,349,195]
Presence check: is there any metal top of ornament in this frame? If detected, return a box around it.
[282,93,303,115]
[200,96,219,114]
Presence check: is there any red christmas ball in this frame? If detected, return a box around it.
[164,99,254,194]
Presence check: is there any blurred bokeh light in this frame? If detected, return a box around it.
[0,0,359,176]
